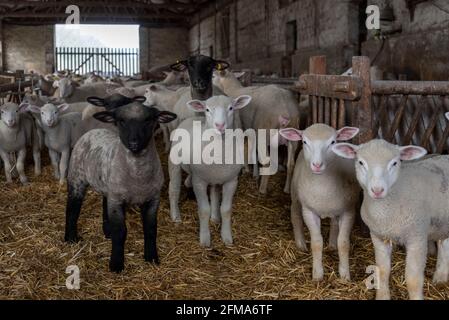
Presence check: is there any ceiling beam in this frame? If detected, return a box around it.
[0,12,187,20]
[0,0,195,10]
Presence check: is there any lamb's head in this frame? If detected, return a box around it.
[1,103,28,127]
[280,124,359,175]
[144,84,169,107]
[213,69,245,89]
[53,77,77,98]
[171,55,230,100]
[186,95,251,134]
[93,102,177,154]
[27,103,69,127]
[332,139,427,200]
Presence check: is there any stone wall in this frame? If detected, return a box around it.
[3,24,55,74]
[362,0,449,80]
[189,0,362,76]
[140,26,189,72]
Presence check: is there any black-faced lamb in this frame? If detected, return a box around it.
[64,102,177,272]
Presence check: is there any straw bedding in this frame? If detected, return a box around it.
[0,140,448,300]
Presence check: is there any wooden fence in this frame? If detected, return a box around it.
[55,47,140,77]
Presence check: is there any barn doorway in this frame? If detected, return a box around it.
[54,24,140,76]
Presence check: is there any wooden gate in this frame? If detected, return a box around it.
[55,47,140,77]
[297,56,449,154]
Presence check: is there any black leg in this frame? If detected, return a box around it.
[108,200,127,273]
[141,197,160,264]
[102,196,111,239]
[64,182,86,243]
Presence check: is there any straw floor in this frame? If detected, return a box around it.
[0,141,448,300]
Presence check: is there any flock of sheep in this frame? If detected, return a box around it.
[1,54,449,300]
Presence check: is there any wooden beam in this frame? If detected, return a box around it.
[0,12,187,20]
[0,19,3,72]
[0,0,195,10]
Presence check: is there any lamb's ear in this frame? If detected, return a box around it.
[214,60,230,71]
[18,103,31,113]
[87,96,106,107]
[93,111,116,123]
[52,80,60,88]
[26,104,41,114]
[149,85,158,92]
[445,112,449,121]
[231,95,252,110]
[157,111,177,124]
[170,60,187,72]
[336,127,360,141]
[57,103,70,113]
[133,96,147,103]
[279,128,303,142]
[399,145,427,161]
[332,143,359,159]
[186,100,206,112]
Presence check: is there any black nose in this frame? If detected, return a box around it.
[128,141,139,152]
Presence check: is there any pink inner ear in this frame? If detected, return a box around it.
[335,145,356,158]
[400,147,426,160]
[280,129,302,141]
[189,101,205,112]
[337,127,359,141]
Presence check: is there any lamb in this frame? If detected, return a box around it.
[64,102,177,272]
[332,139,449,300]
[53,77,120,103]
[168,55,228,132]
[279,124,361,281]
[169,95,252,246]
[144,84,189,151]
[28,103,87,185]
[0,103,41,184]
[214,69,300,194]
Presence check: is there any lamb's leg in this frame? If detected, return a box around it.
[59,149,71,185]
[259,173,269,194]
[108,199,127,273]
[64,182,87,243]
[102,196,111,239]
[329,218,339,251]
[433,239,449,284]
[220,178,238,246]
[405,239,427,300]
[0,151,12,183]
[303,208,324,281]
[337,211,355,281]
[192,175,211,247]
[283,141,297,194]
[210,185,221,224]
[48,149,60,180]
[141,197,160,264]
[428,240,437,257]
[371,233,392,300]
[32,138,41,176]
[168,160,182,223]
[251,135,259,178]
[16,148,28,185]
[162,125,170,153]
[291,191,307,251]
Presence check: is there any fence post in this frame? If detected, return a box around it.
[308,56,326,126]
[352,56,372,144]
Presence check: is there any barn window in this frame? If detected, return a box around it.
[286,20,297,54]
[219,8,231,58]
[54,24,140,76]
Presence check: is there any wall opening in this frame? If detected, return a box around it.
[219,8,231,58]
[286,20,297,54]
[54,24,139,76]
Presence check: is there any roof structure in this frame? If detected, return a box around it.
[0,0,214,27]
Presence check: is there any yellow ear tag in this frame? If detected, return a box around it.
[217,64,223,70]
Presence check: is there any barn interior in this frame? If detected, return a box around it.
[0,0,449,300]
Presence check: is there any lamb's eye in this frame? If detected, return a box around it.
[206,108,210,113]
[331,141,336,145]
[358,161,364,166]
[303,141,308,145]
[392,161,398,167]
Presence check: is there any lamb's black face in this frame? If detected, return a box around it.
[170,55,230,100]
[93,103,177,154]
